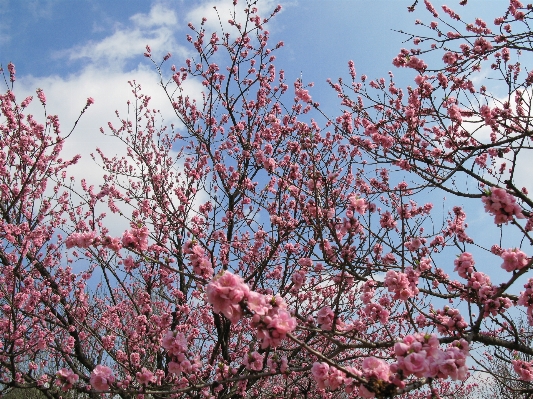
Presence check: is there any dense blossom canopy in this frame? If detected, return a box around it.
[1,0,533,398]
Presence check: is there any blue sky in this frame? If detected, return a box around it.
[0,0,521,275]
[0,0,510,119]
[1,0,439,203]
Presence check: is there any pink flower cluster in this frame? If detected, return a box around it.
[316,306,346,331]
[251,293,297,348]
[90,365,115,392]
[267,354,288,372]
[206,271,296,348]
[468,271,512,317]
[454,252,475,278]
[206,271,250,323]
[162,331,200,376]
[393,333,469,381]
[55,368,79,391]
[136,368,156,385]
[317,306,335,330]
[66,226,151,253]
[384,267,419,300]
[294,80,312,103]
[291,270,306,291]
[311,357,391,398]
[512,359,533,381]
[482,187,524,224]
[36,88,46,105]
[243,351,264,371]
[311,362,347,391]
[295,88,312,103]
[65,231,97,249]
[392,49,428,71]
[7,62,16,82]
[359,357,392,397]
[184,241,214,278]
[348,195,367,216]
[363,302,390,324]
[442,51,459,65]
[500,248,529,272]
[473,37,494,55]
[434,307,467,335]
[517,278,533,325]
[122,226,149,251]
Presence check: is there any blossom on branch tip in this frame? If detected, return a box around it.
[90,365,115,392]
[55,368,79,391]
[454,252,475,278]
[482,187,524,224]
[121,226,149,251]
[500,248,529,272]
[243,351,264,371]
[206,271,250,323]
[136,368,155,385]
[513,359,533,381]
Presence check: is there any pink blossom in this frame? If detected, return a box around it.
[56,368,79,391]
[121,226,149,251]
[517,278,533,325]
[311,362,330,389]
[295,88,312,103]
[161,331,187,356]
[311,362,345,391]
[65,231,97,249]
[123,255,136,272]
[500,248,529,272]
[380,211,397,229]
[168,361,182,375]
[447,104,463,122]
[136,367,155,385]
[206,271,250,323]
[291,270,306,290]
[482,187,524,224]
[402,352,428,375]
[7,62,16,82]
[243,351,264,371]
[513,360,533,381]
[317,306,335,330]
[362,357,390,381]
[264,308,296,345]
[442,51,458,65]
[424,0,439,17]
[246,290,271,316]
[349,195,367,214]
[184,241,214,278]
[252,295,296,348]
[20,96,32,108]
[267,354,288,372]
[359,385,376,398]
[384,269,419,300]
[90,365,115,392]
[36,88,46,105]
[454,252,475,278]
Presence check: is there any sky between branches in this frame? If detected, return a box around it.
[0,0,518,276]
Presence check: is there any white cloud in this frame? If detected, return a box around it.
[58,4,185,70]
[130,3,178,28]
[11,3,207,237]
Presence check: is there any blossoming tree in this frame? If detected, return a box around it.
[1,0,533,398]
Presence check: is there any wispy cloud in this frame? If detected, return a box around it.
[13,3,206,236]
[58,4,185,69]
